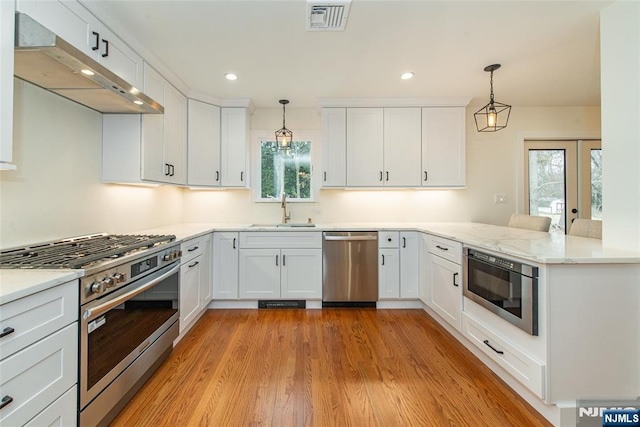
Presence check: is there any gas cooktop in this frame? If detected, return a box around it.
[0,233,176,270]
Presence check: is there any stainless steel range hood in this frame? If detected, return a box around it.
[14,13,163,114]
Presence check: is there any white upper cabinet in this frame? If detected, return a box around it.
[0,0,15,169]
[220,108,249,187]
[346,108,384,187]
[103,65,187,185]
[383,108,422,186]
[421,107,466,187]
[16,0,143,89]
[188,100,221,187]
[321,108,347,187]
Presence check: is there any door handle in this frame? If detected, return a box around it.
[424,171,428,181]
[275,255,279,266]
[379,171,383,181]
[386,171,389,181]
[381,254,385,266]
[101,38,109,58]
[216,171,220,181]
[402,237,406,248]
[232,238,236,249]
[453,272,459,287]
[0,395,13,410]
[324,171,327,182]
[240,171,244,182]
[165,163,170,176]
[92,31,100,51]
[282,255,286,266]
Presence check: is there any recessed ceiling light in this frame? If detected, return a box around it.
[400,72,414,80]
[81,69,95,76]
[225,73,238,81]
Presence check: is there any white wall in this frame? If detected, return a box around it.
[0,80,183,248]
[183,105,601,226]
[601,1,640,252]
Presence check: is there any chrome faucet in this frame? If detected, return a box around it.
[281,193,291,224]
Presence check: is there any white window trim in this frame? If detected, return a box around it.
[250,129,321,203]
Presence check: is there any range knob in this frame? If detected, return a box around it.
[113,272,126,283]
[90,281,105,294]
[103,277,115,288]
[163,253,173,262]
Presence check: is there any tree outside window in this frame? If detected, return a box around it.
[260,141,311,200]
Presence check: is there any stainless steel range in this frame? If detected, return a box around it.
[1,233,182,426]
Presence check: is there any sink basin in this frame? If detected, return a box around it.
[248,223,316,228]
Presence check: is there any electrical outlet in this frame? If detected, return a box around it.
[494,194,508,204]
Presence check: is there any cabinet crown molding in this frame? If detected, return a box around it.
[318,97,472,108]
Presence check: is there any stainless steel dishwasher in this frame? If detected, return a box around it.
[322,231,378,307]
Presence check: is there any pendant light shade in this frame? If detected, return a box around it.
[275,99,293,153]
[474,64,511,132]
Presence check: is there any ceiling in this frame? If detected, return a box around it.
[91,0,612,109]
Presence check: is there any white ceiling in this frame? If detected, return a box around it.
[91,0,612,109]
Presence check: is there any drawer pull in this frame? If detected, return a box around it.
[0,395,13,410]
[483,339,504,355]
[0,327,15,338]
[435,245,449,251]
[188,261,199,268]
[188,246,199,252]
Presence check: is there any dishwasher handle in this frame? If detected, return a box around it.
[323,235,378,241]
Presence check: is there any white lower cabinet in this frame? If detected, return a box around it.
[239,248,322,299]
[199,233,213,309]
[461,313,545,399]
[212,232,239,299]
[24,386,77,427]
[378,249,400,299]
[399,232,419,298]
[179,236,206,334]
[426,235,463,331]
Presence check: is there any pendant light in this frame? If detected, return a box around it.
[275,99,293,155]
[474,64,511,132]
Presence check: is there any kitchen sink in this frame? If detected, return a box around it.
[248,223,316,228]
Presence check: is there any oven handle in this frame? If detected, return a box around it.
[83,263,180,320]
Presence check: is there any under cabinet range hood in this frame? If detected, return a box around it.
[14,13,163,114]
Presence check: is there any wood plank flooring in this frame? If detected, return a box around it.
[110,309,551,427]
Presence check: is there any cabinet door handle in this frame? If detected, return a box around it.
[92,31,100,51]
[240,171,244,182]
[165,163,170,176]
[453,272,459,287]
[188,246,199,252]
[0,395,13,410]
[379,171,383,181]
[216,171,220,181]
[435,245,448,251]
[323,171,327,182]
[402,237,406,248]
[232,238,236,249]
[101,38,109,58]
[381,254,385,266]
[483,339,504,355]
[282,255,286,266]
[424,171,428,181]
[170,164,175,177]
[386,171,389,181]
[188,261,199,268]
[0,327,15,338]
[275,255,279,266]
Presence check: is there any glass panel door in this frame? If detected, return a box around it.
[580,140,603,220]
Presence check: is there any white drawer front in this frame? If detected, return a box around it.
[0,281,78,360]
[378,231,399,248]
[181,236,204,263]
[239,232,321,249]
[462,313,545,399]
[427,235,462,264]
[0,323,78,426]
[24,385,77,427]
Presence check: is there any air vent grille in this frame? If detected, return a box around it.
[307,0,351,31]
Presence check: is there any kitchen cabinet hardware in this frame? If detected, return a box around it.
[92,31,100,50]
[402,237,406,248]
[240,171,244,182]
[571,208,578,213]
[164,163,170,176]
[232,238,236,249]
[379,171,383,181]
[453,272,459,287]
[382,254,385,265]
[275,254,279,266]
[483,339,504,355]
[188,261,199,268]
[436,245,449,251]
[283,255,286,266]
[424,171,428,181]
[386,171,389,181]
[324,171,327,182]
[0,395,13,410]
[0,326,15,338]
[101,38,109,58]
[187,246,199,252]
[216,171,220,181]
[169,164,175,177]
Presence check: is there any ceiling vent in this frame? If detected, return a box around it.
[306,0,351,32]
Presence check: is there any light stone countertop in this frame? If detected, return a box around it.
[3,221,638,305]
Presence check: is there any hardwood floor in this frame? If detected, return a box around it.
[110,309,551,427]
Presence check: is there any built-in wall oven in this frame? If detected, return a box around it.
[463,248,538,335]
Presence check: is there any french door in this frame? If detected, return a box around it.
[524,140,602,234]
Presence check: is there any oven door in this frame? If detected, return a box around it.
[80,261,180,409]
[464,254,538,335]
